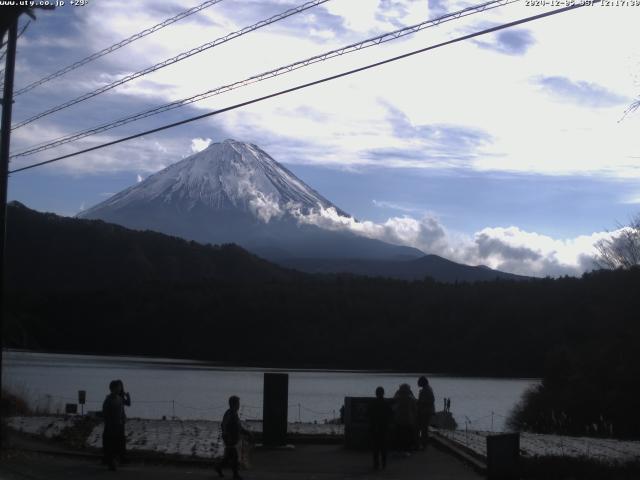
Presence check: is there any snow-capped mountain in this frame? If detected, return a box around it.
[79,139,423,260]
[83,139,345,221]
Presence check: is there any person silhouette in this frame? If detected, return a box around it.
[368,386,392,470]
[115,379,131,462]
[393,383,417,454]
[417,376,435,450]
[215,395,251,480]
[102,380,125,471]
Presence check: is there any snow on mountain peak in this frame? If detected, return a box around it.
[80,139,343,223]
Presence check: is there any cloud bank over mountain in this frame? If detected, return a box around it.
[293,205,616,277]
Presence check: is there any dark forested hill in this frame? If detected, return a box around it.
[5,201,299,292]
[4,203,640,381]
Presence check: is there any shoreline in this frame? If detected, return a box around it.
[1,348,541,380]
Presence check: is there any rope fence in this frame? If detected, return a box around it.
[21,392,512,428]
[23,393,342,423]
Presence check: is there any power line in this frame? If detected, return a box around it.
[11,0,517,159]
[9,2,597,175]
[11,0,331,130]
[13,0,226,97]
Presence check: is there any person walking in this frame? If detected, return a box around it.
[393,383,417,455]
[417,376,435,449]
[102,380,125,471]
[368,386,392,470]
[215,395,251,480]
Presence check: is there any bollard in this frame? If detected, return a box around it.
[263,373,289,446]
[486,433,520,480]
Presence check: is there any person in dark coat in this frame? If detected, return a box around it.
[215,395,251,480]
[393,383,417,454]
[102,380,125,471]
[115,379,131,462]
[417,376,435,449]
[368,386,392,470]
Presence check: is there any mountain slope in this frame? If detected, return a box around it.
[78,139,424,261]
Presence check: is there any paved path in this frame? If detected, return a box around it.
[1,444,482,480]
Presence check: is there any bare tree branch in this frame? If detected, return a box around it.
[594,213,640,269]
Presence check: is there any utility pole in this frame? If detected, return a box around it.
[0,16,18,453]
[0,5,52,452]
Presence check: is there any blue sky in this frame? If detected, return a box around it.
[4,0,640,276]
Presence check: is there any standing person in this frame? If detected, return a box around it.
[393,383,417,455]
[115,379,131,462]
[368,386,392,470]
[215,395,251,480]
[102,380,125,471]
[417,376,435,450]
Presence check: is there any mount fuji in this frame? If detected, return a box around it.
[78,139,423,261]
[79,139,525,281]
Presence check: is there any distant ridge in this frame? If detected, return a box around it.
[282,255,529,282]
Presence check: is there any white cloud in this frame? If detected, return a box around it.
[137,174,143,183]
[190,137,213,153]
[469,226,613,277]
[16,1,639,178]
[249,192,283,223]
[621,193,640,205]
[234,179,284,223]
[324,0,386,33]
[290,205,620,277]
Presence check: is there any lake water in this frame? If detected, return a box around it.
[2,350,538,432]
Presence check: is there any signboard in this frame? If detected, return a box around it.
[65,403,78,414]
[78,390,86,405]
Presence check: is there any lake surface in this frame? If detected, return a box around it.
[2,350,538,431]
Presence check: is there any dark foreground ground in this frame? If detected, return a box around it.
[0,432,481,480]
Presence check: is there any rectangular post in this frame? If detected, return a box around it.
[262,373,288,446]
[487,432,520,479]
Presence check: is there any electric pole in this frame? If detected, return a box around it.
[0,5,53,452]
[0,13,18,453]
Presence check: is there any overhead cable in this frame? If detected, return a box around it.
[13,0,226,97]
[11,0,517,159]
[11,0,331,130]
[10,2,597,174]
